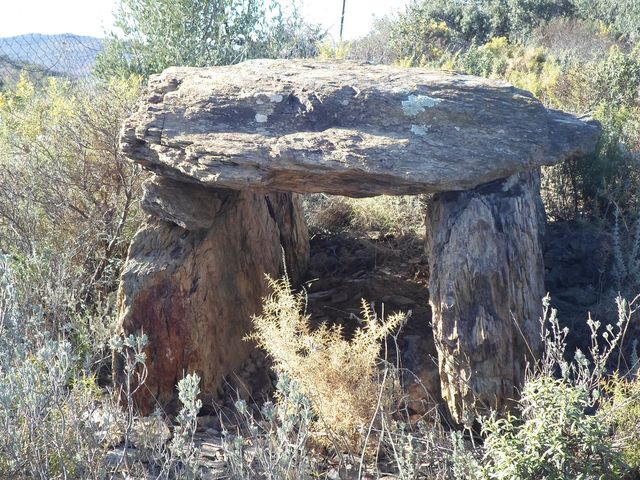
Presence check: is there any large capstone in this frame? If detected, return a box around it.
[121,60,600,197]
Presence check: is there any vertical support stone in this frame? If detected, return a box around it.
[114,183,309,414]
[426,169,545,425]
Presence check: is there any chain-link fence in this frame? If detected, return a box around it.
[0,33,102,89]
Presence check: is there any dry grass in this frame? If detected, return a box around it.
[304,194,427,239]
[247,275,406,450]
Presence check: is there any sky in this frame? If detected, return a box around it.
[0,0,411,40]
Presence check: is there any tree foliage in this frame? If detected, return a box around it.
[392,0,574,52]
[95,0,324,78]
[393,0,640,54]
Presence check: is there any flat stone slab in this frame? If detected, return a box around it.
[121,59,601,196]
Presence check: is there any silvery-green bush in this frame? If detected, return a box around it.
[0,254,203,478]
[479,376,626,479]
[166,373,203,479]
[224,374,317,479]
[0,253,111,478]
[96,0,324,79]
[451,295,634,480]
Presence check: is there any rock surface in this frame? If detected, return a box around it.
[114,188,309,414]
[426,169,545,424]
[121,59,600,197]
[140,176,230,231]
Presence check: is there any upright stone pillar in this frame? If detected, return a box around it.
[426,169,545,425]
[114,179,309,414]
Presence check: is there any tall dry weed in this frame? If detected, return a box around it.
[248,275,405,449]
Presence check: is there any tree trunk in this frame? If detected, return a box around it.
[426,169,545,425]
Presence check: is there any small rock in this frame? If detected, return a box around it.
[131,415,171,449]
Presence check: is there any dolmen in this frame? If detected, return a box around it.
[116,59,601,423]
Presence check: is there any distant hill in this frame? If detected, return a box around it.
[0,33,104,83]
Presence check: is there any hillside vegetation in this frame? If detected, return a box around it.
[0,0,639,478]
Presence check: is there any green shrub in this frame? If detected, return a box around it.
[96,0,324,79]
[166,373,203,479]
[574,0,640,42]
[480,376,626,479]
[224,374,318,479]
[434,36,640,220]
[447,294,636,479]
[390,10,456,65]
[391,0,574,51]
[0,75,144,363]
[0,257,203,478]
[611,208,640,295]
[0,254,110,478]
[386,1,640,220]
[549,46,640,216]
